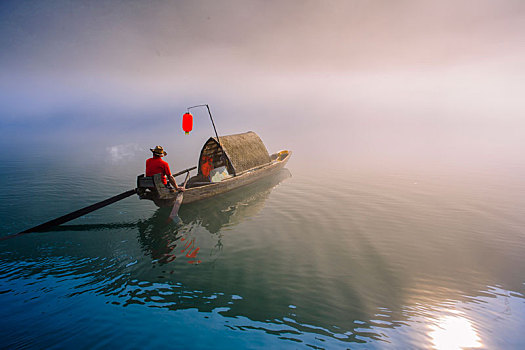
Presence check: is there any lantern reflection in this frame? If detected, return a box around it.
[428,312,482,349]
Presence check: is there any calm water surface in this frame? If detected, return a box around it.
[1,151,524,349]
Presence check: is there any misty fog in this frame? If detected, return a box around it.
[1,0,524,173]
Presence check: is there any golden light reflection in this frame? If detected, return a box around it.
[429,312,482,350]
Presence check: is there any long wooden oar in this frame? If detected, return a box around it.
[169,172,190,220]
[1,189,137,241]
[172,166,196,178]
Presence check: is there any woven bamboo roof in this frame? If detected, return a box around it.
[198,131,271,176]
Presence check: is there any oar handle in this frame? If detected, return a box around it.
[172,166,197,177]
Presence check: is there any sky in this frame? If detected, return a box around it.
[1,0,524,170]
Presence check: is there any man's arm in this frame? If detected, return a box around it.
[164,161,185,192]
[168,174,185,192]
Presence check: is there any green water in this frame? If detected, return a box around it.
[1,150,525,349]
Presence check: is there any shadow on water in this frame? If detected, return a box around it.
[6,169,291,265]
[11,169,293,266]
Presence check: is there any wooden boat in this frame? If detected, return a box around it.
[136,131,291,207]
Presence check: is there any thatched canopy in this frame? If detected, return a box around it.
[198,131,270,176]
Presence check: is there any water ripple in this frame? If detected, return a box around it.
[2,162,525,348]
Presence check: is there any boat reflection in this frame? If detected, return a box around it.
[178,168,292,233]
[135,168,292,264]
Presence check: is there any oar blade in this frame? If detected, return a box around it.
[169,192,184,220]
[2,189,137,241]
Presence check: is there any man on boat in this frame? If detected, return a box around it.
[146,146,185,192]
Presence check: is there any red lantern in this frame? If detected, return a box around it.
[182,112,193,134]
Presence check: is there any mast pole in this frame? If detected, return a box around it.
[187,104,221,146]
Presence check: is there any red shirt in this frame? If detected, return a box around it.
[146,156,171,185]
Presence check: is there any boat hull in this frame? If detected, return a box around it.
[141,150,291,208]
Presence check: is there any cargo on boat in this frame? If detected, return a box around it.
[136,131,291,207]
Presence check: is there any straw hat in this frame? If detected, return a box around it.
[150,145,167,156]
